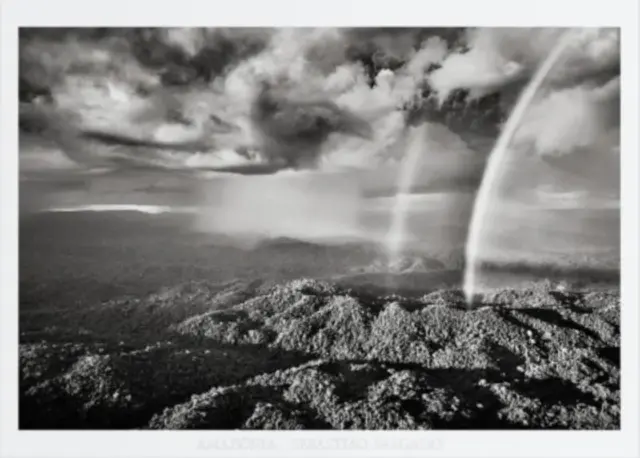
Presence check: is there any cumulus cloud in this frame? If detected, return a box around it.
[429,28,620,159]
[512,76,620,157]
[20,28,462,173]
[429,28,619,97]
[19,27,620,180]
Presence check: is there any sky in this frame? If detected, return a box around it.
[18,27,621,254]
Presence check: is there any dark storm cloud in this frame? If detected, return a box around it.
[19,27,620,180]
[19,28,455,172]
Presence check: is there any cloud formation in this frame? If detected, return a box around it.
[19,27,620,181]
[429,28,620,157]
[19,28,459,172]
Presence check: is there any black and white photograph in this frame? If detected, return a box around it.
[2,0,639,456]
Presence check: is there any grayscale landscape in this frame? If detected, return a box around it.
[19,27,620,429]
